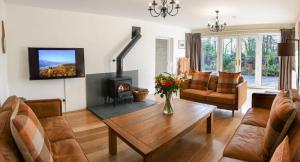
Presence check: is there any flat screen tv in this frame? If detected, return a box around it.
[28,48,85,80]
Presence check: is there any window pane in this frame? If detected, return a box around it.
[261,34,280,89]
[241,37,256,86]
[222,38,237,72]
[201,37,217,72]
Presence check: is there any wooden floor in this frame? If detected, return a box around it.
[63,89,265,162]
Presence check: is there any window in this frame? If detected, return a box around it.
[201,33,281,89]
[201,37,217,72]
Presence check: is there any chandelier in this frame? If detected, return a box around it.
[208,10,227,32]
[148,0,181,18]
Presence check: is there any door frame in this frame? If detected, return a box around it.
[155,37,174,74]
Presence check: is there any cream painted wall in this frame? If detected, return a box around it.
[0,0,8,105]
[6,5,189,112]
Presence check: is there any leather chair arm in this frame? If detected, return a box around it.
[25,99,62,118]
[181,79,191,90]
[252,93,277,109]
[237,81,247,109]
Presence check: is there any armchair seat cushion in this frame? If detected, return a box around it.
[51,139,88,162]
[181,89,213,100]
[207,92,236,105]
[223,124,265,162]
[40,116,75,142]
[241,107,270,128]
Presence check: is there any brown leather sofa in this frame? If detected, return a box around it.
[180,75,247,117]
[220,92,300,162]
[0,96,88,162]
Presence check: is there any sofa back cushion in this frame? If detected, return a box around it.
[287,102,300,162]
[217,72,241,94]
[208,75,218,91]
[10,102,53,162]
[263,91,296,160]
[0,96,24,162]
[190,72,211,90]
[270,136,290,162]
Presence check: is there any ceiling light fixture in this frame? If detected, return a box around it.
[208,10,227,32]
[148,0,181,18]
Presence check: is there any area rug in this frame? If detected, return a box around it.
[88,99,157,120]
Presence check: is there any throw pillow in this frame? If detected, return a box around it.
[190,72,211,90]
[217,72,241,94]
[208,75,218,91]
[270,136,290,162]
[263,91,296,161]
[10,102,53,162]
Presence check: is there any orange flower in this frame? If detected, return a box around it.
[174,79,181,85]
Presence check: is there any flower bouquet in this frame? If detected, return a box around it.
[155,72,183,115]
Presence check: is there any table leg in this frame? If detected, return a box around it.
[207,112,213,134]
[143,154,153,162]
[109,128,117,155]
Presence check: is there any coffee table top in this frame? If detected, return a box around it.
[104,99,216,155]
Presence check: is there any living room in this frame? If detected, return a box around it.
[0,0,300,162]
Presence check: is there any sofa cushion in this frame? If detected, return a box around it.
[241,107,270,128]
[219,157,247,162]
[207,92,236,105]
[0,153,5,162]
[51,138,88,162]
[181,89,213,101]
[1,96,19,112]
[208,75,218,91]
[0,110,23,162]
[190,72,211,90]
[217,72,241,94]
[40,116,75,142]
[223,124,265,162]
[263,92,296,160]
[10,102,53,162]
[270,136,290,162]
[287,102,300,162]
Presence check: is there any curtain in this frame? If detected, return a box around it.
[185,33,201,71]
[279,28,295,90]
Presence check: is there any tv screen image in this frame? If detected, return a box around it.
[38,50,77,78]
[28,48,85,80]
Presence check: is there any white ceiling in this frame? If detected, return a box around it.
[5,0,300,29]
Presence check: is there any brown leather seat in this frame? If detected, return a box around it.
[181,89,213,101]
[207,92,236,105]
[51,139,88,162]
[221,92,300,162]
[180,75,247,117]
[0,96,88,162]
[219,157,247,162]
[241,107,270,128]
[223,124,265,162]
[40,116,76,142]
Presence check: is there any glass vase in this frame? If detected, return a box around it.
[163,93,174,115]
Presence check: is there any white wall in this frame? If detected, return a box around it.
[6,5,189,112]
[0,0,8,105]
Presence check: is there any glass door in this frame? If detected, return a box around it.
[201,37,218,72]
[261,34,280,89]
[240,37,257,86]
[221,37,238,72]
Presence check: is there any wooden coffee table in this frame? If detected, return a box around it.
[104,99,216,162]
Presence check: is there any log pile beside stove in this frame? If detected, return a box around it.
[105,26,142,105]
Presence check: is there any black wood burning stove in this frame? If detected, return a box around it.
[106,26,142,105]
[107,77,134,105]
